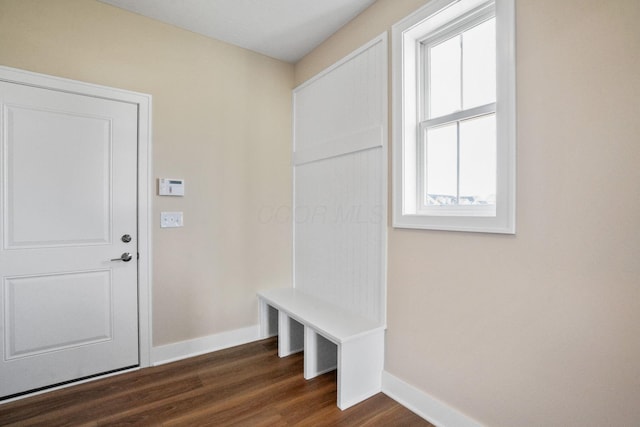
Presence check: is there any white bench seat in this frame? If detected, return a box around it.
[258,288,385,410]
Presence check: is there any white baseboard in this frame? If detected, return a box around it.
[151,324,261,366]
[382,371,483,427]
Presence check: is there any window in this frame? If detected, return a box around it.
[392,0,515,233]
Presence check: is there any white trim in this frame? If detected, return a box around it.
[0,66,153,368]
[421,103,496,128]
[293,125,383,166]
[392,0,516,234]
[382,371,483,427]
[151,325,260,366]
[496,0,517,235]
[136,85,153,368]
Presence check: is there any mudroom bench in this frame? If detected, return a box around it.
[257,288,385,410]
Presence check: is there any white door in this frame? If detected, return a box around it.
[0,80,139,398]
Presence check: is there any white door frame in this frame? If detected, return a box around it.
[0,66,152,369]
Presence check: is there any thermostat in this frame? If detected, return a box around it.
[158,178,185,196]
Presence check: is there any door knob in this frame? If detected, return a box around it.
[111,252,133,262]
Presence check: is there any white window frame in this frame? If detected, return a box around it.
[392,0,516,233]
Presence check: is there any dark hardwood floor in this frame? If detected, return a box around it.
[0,337,432,426]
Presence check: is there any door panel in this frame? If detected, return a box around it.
[5,105,112,248]
[5,270,113,359]
[0,81,139,398]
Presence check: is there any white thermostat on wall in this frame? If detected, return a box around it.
[158,178,185,196]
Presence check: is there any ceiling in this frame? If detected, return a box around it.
[98,0,377,63]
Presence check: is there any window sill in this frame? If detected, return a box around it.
[393,211,515,234]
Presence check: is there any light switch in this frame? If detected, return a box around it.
[160,212,183,228]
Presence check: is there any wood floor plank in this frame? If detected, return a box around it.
[0,338,432,426]
[164,369,336,426]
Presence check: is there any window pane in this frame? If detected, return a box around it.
[426,123,457,205]
[459,114,496,205]
[429,35,461,118]
[462,18,496,109]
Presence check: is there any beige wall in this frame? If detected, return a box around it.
[0,0,294,346]
[298,0,640,425]
[3,0,639,424]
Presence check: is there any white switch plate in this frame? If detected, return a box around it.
[160,212,183,228]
